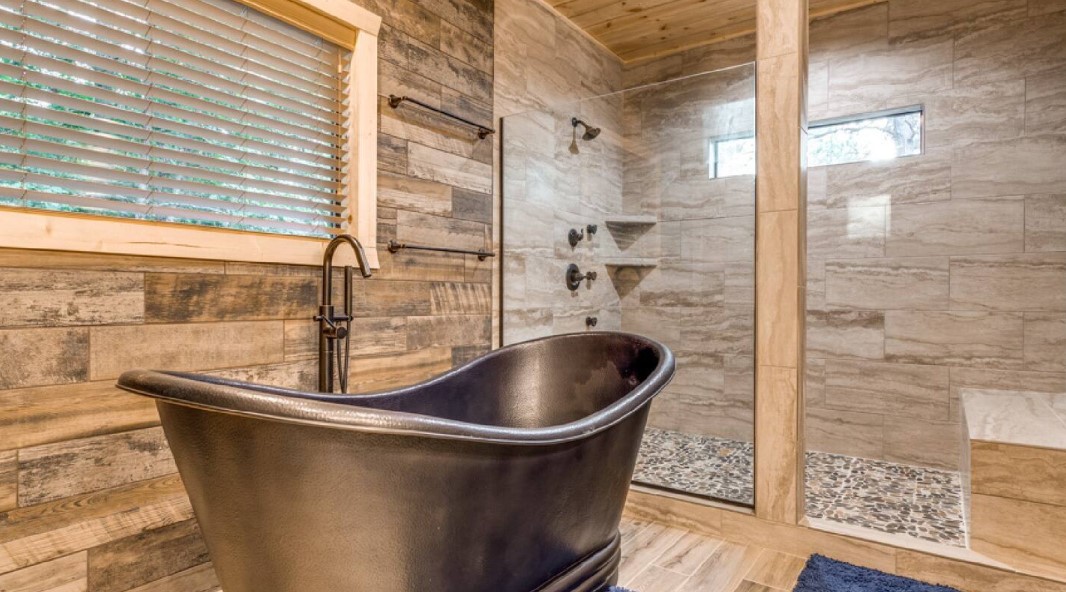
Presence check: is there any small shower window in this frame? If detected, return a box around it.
[808,106,923,167]
[708,105,924,179]
[710,135,757,178]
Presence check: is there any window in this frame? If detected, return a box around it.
[0,0,381,265]
[808,106,922,167]
[708,106,923,179]
[710,134,756,178]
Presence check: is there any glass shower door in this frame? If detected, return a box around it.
[501,63,757,507]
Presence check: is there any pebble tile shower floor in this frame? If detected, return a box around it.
[633,428,967,547]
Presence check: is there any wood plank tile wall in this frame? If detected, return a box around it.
[0,0,494,588]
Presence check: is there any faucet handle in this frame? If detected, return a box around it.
[315,314,349,339]
[565,264,597,291]
[568,227,585,247]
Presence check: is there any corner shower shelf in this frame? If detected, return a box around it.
[604,257,658,268]
[605,215,658,226]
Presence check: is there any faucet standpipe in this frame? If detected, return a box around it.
[318,236,372,394]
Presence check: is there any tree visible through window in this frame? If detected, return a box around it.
[709,106,923,179]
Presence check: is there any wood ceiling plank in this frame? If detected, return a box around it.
[610,12,754,51]
[809,0,880,17]
[588,0,752,41]
[564,0,683,28]
[592,1,754,46]
[550,0,886,63]
[615,19,755,60]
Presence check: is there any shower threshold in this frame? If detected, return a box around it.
[633,427,966,547]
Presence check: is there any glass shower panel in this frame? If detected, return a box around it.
[501,93,626,343]
[501,63,757,506]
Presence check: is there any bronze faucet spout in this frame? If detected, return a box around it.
[318,234,372,393]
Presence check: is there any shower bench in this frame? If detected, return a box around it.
[960,389,1066,580]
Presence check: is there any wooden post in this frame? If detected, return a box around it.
[754,0,807,524]
[346,28,380,269]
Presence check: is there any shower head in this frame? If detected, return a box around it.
[571,117,601,140]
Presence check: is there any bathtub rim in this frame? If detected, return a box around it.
[117,331,674,446]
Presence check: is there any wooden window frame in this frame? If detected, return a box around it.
[0,0,383,268]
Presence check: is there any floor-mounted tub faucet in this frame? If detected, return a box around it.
[316,234,373,394]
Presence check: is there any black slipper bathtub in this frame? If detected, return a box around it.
[117,332,674,592]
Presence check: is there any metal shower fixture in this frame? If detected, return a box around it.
[569,224,598,247]
[566,264,597,291]
[571,117,601,140]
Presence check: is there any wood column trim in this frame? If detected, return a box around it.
[754,0,808,524]
[346,29,381,269]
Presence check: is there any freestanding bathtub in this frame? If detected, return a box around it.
[117,332,674,592]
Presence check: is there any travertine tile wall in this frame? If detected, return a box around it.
[496,16,759,441]
[0,0,494,588]
[805,0,1066,471]
[495,0,625,344]
[617,67,758,442]
[623,0,1066,471]
[618,39,763,445]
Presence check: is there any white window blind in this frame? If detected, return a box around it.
[0,0,351,238]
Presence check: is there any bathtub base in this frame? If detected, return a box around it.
[537,533,621,592]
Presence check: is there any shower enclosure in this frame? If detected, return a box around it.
[501,64,758,506]
[500,0,1066,576]
[802,0,1066,553]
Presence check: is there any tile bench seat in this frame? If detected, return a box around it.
[961,389,1066,580]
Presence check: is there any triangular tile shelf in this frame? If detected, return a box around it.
[605,215,658,226]
[604,257,658,268]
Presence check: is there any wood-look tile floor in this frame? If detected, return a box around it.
[618,516,809,592]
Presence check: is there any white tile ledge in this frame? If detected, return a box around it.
[605,215,658,226]
[961,388,1066,450]
[604,257,658,268]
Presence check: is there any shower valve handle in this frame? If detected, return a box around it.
[565,264,597,291]
[568,224,599,247]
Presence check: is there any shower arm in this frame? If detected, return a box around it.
[571,117,601,140]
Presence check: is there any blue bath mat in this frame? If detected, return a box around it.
[795,555,960,592]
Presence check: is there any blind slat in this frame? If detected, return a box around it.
[143,0,339,76]
[0,66,343,164]
[17,189,154,217]
[27,191,344,236]
[196,0,344,59]
[3,131,341,204]
[0,47,341,152]
[98,0,342,90]
[24,0,341,103]
[6,6,345,127]
[0,0,347,239]
[2,164,344,226]
[7,113,342,193]
[0,91,339,181]
[11,13,342,124]
[0,146,343,213]
[4,182,343,235]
